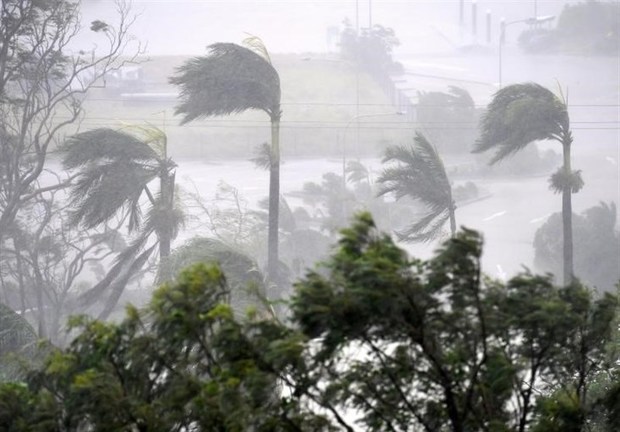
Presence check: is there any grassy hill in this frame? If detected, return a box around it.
[80,54,411,160]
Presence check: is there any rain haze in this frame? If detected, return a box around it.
[72,0,619,279]
[1,0,620,427]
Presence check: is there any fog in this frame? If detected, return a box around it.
[2,0,619,346]
[76,0,618,280]
[79,1,567,55]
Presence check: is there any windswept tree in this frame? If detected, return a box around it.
[170,37,282,284]
[474,82,581,285]
[157,237,269,317]
[534,201,620,292]
[61,126,184,318]
[0,0,141,248]
[416,86,477,154]
[378,131,456,242]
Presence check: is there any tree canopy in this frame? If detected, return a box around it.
[1,214,618,431]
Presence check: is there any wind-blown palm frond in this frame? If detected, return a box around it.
[250,142,272,170]
[474,83,568,164]
[62,128,163,230]
[62,128,160,169]
[242,34,273,64]
[378,132,455,242]
[396,210,450,243]
[447,85,475,109]
[67,160,157,230]
[346,160,370,184]
[170,43,281,123]
[120,123,168,158]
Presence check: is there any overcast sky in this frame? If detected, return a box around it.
[78,1,572,55]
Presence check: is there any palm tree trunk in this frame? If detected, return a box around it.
[158,171,174,260]
[449,202,457,238]
[267,115,281,283]
[562,137,574,285]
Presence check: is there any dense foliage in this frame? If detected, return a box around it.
[518,1,619,54]
[534,202,620,293]
[1,214,618,431]
[415,86,477,155]
[339,20,403,78]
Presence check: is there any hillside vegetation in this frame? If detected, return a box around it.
[80,54,409,160]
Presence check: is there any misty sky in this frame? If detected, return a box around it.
[79,1,573,55]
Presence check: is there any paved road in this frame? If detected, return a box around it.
[173,153,619,282]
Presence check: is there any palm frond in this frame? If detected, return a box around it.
[378,133,451,209]
[447,85,475,109]
[67,160,158,229]
[379,132,454,243]
[119,123,167,158]
[61,128,160,169]
[242,34,272,64]
[396,208,450,243]
[346,160,370,184]
[62,128,165,229]
[170,42,281,124]
[250,142,272,170]
[474,83,568,164]
[548,168,584,194]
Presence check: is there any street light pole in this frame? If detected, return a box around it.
[499,18,505,88]
[343,111,406,165]
[498,15,555,88]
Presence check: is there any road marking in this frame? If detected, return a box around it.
[529,213,552,224]
[483,211,506,221]
[404,62,467,72]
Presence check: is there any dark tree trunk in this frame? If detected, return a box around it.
[267,115,281,284]
[562,135,574,285]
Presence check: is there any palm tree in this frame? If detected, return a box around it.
[474,83,581,285]
[157,237,270,318]
[378,132,456,242]
[61,126,184,318]
[169,38,282,283]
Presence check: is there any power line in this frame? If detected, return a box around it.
[68,121,620,131]
[56,115,620,125]
[84,98,620,109]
